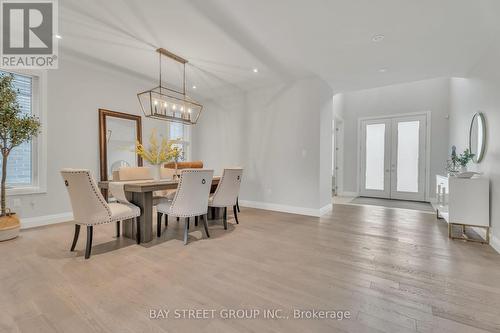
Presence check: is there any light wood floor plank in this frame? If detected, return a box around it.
[1,203,500,332]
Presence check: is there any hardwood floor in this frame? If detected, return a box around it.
[1,204,500,332]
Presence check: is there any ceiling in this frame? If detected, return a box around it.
[60,0,500,96]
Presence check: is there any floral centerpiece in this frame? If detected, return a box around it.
[135,129,182,180]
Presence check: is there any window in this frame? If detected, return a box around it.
[0,70,46,194]
[168,122,190,161]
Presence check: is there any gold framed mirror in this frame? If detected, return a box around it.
[98,109,143,182]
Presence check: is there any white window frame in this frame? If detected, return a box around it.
[2,69,47,196]
[168,122,191,161]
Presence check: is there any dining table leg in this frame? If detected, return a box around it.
[123,191,153,243]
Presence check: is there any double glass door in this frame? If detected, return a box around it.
[360,114,427,201]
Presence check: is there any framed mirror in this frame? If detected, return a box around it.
[99,109,142,181]
[469,112,486,163]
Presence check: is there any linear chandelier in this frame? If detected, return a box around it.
[137,48,203,125]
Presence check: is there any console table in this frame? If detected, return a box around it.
[433,175,490,243]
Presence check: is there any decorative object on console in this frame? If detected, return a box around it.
[469,112,486,163]
[137,48,203,125]
[135,129,183,180]
[0,74,41,241]
[446,146,474,174]
[456,171,481,179]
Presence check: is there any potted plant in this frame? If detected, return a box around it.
[0,73,41,241]
[135,129,182,180]
[447,146,475,175]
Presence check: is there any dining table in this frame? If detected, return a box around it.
[98,177,220,243]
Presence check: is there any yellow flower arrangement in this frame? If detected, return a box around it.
[135,129,183,165]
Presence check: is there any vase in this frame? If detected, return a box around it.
[174,162,179,180]
[151,164,161,180]
[460,165,468,173]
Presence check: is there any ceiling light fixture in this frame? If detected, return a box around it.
[137,48,203,125]
[253,68,259,73]
[378,68,387,73]
[55,34,62,39]
[372,34,385,42]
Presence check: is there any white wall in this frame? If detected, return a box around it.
[449,45,500,250]
[10,50,333,223]
[192,77,333,215]
[335,78,450,198]
[10,50,170,221]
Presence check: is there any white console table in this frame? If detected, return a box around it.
[433,175,490,243]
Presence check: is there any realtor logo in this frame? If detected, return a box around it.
[1,0,58,68]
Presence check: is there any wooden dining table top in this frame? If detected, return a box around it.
[98,176,220,193]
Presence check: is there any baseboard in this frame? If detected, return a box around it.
[319,203,332,216]
[337,191,358,197]
[239,200,329,217]
[21,212,73,229]
[490,233,500,254]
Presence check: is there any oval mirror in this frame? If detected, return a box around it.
[469,112,486,163]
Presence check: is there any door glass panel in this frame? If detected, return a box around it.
[397,121,419,192]
[365,123,385,190]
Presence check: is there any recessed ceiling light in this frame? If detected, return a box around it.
[372,34,385,42]
[378,68,387,73]
[55,34,62,39]
[192,85,197,89]
[253,68,259,73]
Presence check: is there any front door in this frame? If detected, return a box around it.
[360,114,427,201]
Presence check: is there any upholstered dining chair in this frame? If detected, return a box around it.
[156,169,214,245]
[61,169,141,259]
[208,168,243,230]
[159,161,204,221]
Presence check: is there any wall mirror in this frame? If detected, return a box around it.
[469,112,486,163]
[99,109,142,181]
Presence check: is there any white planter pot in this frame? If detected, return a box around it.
[150,164,161,180]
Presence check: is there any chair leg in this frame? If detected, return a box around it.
[136,217,141,245]
[233,205,239,224]
[165,214,168,227]
[116,221,121,237]
[70,224,80,251]
[237,197,240,212]
[184,218,189,245]
[202,214,210,238]
[157,212,163,237]
[223,207,228,230]
[177,217,180,222]
[195,216,199,227]
[85,226,93,259]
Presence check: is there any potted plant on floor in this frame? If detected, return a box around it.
[0,73,41,241]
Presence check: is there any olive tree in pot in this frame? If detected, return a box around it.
[0,73,41,241]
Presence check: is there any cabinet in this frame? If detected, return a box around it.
[433,175,490,243]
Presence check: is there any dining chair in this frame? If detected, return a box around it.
[209,168,243,230]
[156,169,214,245]
[116,166,153,181]
[61,169,141,259]
[114,166,174,232]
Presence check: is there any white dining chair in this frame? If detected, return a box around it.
[156,169,214,244]
[61,169,141,259]
[208,168,243,230]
